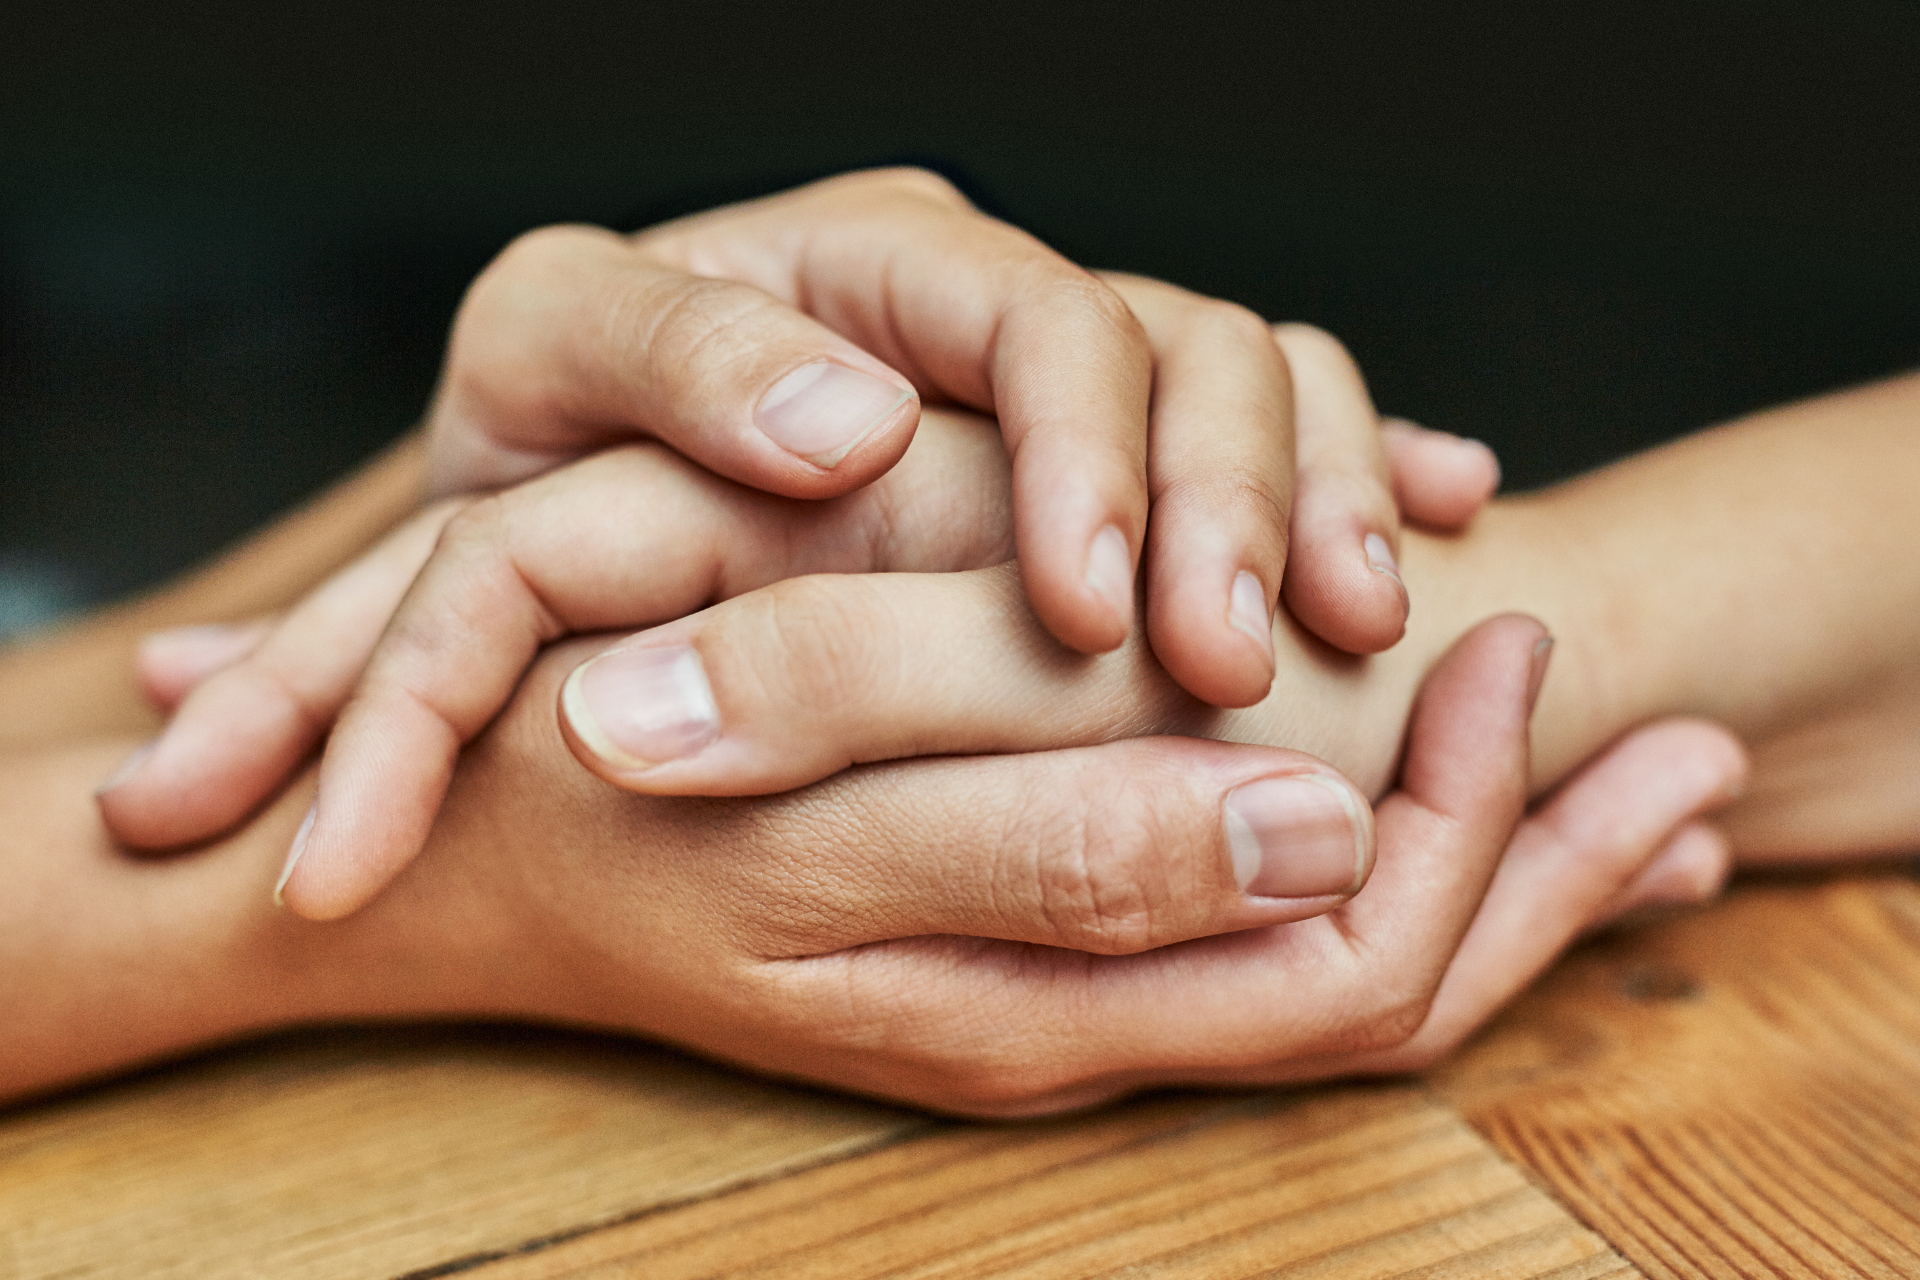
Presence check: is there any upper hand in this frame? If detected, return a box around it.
[104,326,1495,919]
[424,168,1497,692]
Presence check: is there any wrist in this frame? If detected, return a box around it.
[1394,495,1643,794]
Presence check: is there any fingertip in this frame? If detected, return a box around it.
[556,642,726,791]
[136,620,269,710]
[752,360,921,495]
[1395,612,1550,806]
[1592,821,1733,929]
[1280,528,1410,656]
[1026,522,1136,655]
[1381,419,1502,530]
[274,807,411,922]
[1149,566,1276,708]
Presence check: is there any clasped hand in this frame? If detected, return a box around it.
[96,169,1743,1114]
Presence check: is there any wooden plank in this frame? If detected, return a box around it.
[0,1024,924,1280]
[1435,875,1920,1280]
[467,1085,1633,1280]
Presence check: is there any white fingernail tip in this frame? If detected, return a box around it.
[274,803,317,908]
[1227,570,1272,646]
[1363,533,1403,585]
[1224,802,1264,890]
[564,645,720,769]
[1084,525,1133,620]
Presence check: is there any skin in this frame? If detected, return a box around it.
[36,368,1900,1109]
[99,307,1490,920]
[0,617,1740,1115]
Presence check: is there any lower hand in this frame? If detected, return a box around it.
[371,615,1743,1115]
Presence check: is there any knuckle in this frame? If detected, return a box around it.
[747,951,1093,1115]
[1273,321,1362,377]
[467,224,615,316]
[1155,464,1290,536]
[1189,298,1279,352]
[1017,773,1192,955]
[1060,271,1150,344]
[626,273,779,375]
[492,222,606,273]
[860,165,970,208]
[738,575,903,721]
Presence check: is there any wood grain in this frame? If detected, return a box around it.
[0,1024,922,1280]
[10,874,1918,1279]
[1436,875,1920,1280]
[466,1086,1629,1280]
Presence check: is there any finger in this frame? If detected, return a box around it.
[273,450,831,920]
[558,563,1208,799]
[95,506,461,850]
[1380,418,1501,530]
[742,614,1551,1114]
[135,618,274,711]
[1098,274,1291,709]
[1271,323,1410,654]
[431,223,920,501]
[272,421,1021,921]
[716,737,1376,962]
[1588,821,1732,927]
[1318,717,1748,1074]
[641,168,1153,656]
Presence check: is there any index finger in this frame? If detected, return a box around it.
[641,168,1153,656]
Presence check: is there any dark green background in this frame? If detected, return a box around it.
[4,0,1917,620]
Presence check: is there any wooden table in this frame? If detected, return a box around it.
[6,871,1919,1279]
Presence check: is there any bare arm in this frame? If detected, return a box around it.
[1390,370,1920,859]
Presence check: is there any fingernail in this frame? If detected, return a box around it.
[1363,533,1404,588]
[140,622,253,671]
[95,741,155,796]
[563,644,720,769]
[1084,525,1134,624]
[274,803,316,908]
[1527,635,1555,713]
[755,360,912,467]
[1223,774,1369,899]
[1227,570,1273,656]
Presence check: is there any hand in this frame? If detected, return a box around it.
[423,168,1498,690]
[103,330,1497,920]
[369,615,1744,1116]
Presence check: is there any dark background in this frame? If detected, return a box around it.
[4,0,1917,632]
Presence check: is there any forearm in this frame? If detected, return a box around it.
[0,740,510,1103]
[0,434,426,749]
[1407,370,1920,857]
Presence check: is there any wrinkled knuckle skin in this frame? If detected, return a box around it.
[749,577,901,722]
[629,274,778,378]
[1023,786,1188,956]
[1155,466,1289,538]
[1062,272,1151,349]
